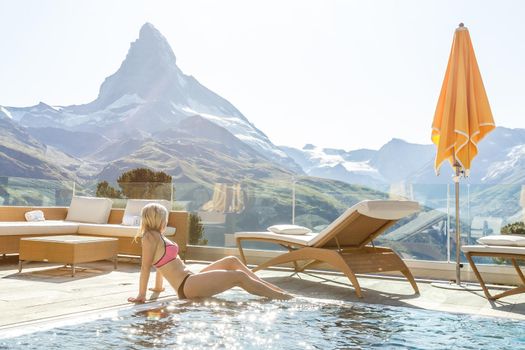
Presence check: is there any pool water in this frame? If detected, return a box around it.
[1,291,524,349]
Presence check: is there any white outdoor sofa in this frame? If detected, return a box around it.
[0,196,189,257]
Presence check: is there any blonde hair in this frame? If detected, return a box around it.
[134,203,168,241]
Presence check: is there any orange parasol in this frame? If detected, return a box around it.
[432,23,495,175]
[431,23,495,287]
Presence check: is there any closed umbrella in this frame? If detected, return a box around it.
[431,23,495,287]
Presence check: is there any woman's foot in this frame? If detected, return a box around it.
[128,296,146,303]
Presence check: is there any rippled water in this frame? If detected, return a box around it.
[1,291,524,349]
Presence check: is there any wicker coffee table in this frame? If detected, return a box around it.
[19,235,118,277]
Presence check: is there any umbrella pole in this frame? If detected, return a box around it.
[432,162,482,291]
[454,164,461,285]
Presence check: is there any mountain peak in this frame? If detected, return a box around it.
[136,23,175,62]
[90,23,182,109]
[139,22,158,37]
[131,22,177,66]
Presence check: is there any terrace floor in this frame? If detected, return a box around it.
[0,255,524,332]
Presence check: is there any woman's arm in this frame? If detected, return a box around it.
[128,234,157,303]
[149,270,165,292]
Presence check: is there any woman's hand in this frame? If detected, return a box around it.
[148,287,165,293]
[128,295,146,303]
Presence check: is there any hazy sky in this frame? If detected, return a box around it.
[1,0,524,151]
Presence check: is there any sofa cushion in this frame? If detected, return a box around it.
[122,199,171,226]
[66,196,113,224]
[77,223,176,238]
[0,221,79,236]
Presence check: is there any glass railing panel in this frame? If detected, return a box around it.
[0,176,74,206]
[74,180,173,208]
[292,178,451,262]
[2,174,522,267]
[293,175,389,230]
[378,183,450,262]
[464,183,524,266]
[173,178,293,248]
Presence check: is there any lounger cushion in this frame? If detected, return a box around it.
[236,200,420,248]
[307,200,420,247]
[235,231,317,246]
[65,196,113,224]
[267,225,312,235]
[356,200,420,220]
[462,245,525,255]
[0,220,79,236]
[122,199,171,226]
[77,223,176,237]
[477,234,525,247]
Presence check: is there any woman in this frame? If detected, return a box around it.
[128,203,292,302]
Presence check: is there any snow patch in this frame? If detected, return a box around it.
[301,145,380,175]
[234,134,287,157]
[483,144,525,181]
[180,106,238,123]
[177,104,287,159]
[341,161,379,173]
[0,106,13,119]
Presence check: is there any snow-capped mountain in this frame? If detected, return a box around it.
[408,126,525,184]
[2,23,301,173]
[282,127,525,186]
[279,144,386,186]
[281,140,434,186]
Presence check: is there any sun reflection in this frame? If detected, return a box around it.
[5,291,517,349]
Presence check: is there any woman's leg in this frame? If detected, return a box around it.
[200,256,286,292]
[183,270,291,300]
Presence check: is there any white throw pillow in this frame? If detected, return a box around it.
[25,210,45,222]
[122,215,141,226]
[122,199,171,226]
[477,234,525,247]
[65,196,113,224]
[267,224,312,235]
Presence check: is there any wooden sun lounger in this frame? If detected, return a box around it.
[462,245,525,300]
[235,200,420,298]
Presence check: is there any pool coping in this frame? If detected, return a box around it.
[0,295,182,339]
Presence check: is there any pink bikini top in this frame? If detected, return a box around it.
[153,238,179,268]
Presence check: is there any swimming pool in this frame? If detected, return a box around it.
[1,291,523,349]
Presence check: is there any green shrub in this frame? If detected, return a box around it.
[495,221,525,265]
[189,213,208,245]
[117,168,172,200]
[96,181,122,198]
[501,221,525,235]
[95,168,172,200]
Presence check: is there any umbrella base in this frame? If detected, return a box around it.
[431,281,483,291]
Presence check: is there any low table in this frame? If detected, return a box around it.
[19,235,118,277]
